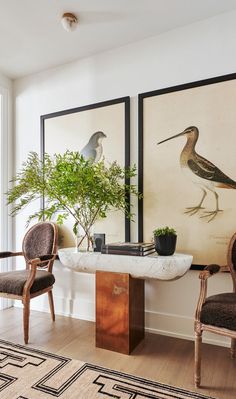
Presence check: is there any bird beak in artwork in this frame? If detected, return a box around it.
[157,130,186,145]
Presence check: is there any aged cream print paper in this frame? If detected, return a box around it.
[42,99,129,247]
[141,77,236,265]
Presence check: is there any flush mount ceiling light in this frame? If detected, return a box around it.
[61,12,78,32]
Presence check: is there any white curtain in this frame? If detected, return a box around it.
[0,89,13,310]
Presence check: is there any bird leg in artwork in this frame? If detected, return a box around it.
[200,191,223,222]
[184,188,207,216]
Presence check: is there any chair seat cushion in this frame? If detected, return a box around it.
[200,292,236,331]
[0,270,55,296]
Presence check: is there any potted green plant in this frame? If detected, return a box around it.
[7,150,140,251]
[153,226,177,256]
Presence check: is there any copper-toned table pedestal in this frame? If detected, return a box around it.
[96,270,145,354]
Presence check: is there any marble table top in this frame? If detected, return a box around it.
[58,248,193,281]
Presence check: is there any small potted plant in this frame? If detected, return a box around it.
[153,226,177,256]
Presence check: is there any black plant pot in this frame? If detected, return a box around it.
[154,234,177,256]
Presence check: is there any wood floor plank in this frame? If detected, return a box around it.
[0,307,235,398]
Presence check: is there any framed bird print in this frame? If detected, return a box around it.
[41,96,130,246]
[138,73,236,268]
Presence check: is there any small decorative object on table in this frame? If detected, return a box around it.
[153,226,177,256]
[94,234,106,252]
[101,242,155,256]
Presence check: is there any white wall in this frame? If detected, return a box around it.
[13,10,236,346]
[0,73,12,89]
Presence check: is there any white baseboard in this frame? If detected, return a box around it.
[145,309,230,347]
[14,295,95,322]
[14,297,230,348]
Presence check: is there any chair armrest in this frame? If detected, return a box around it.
[0,251,23,259]
[195,264,220,322]
[38,254,56,262]
[199,264,220,280]
[22,254,57,297]
[28,254,57,267]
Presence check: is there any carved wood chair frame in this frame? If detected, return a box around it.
[194,232,236,387]
[0,222,58,344]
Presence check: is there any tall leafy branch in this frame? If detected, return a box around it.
[7,151,140,249]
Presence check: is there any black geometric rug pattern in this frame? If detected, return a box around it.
[0,339,216,398]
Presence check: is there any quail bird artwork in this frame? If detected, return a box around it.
[157,126,236,222]
[81,131,107,163]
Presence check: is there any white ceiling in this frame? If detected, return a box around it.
[1,0,236,80]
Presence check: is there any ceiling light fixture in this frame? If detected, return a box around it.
[61,12,78,32]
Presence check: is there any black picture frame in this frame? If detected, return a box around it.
[40,96,131,242]
[138,73,236,270]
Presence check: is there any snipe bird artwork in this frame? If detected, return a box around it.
[81,131,107,163]
[157,126,236,222]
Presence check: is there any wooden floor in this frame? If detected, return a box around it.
[0,307,235,398]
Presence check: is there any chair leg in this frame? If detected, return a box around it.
[23,298,30,344]
[231,338,236,359]
[194,329,202,387]
[48,290,55,322]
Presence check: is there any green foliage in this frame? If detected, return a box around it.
[7,151,141,243]
[153,226,177,237]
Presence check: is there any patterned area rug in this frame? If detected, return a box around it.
[0,339,215,399]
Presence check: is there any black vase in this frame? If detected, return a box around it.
[154,234,177,256]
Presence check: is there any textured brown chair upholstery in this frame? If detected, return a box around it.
[194,232,236,387]
[0,222,58,344]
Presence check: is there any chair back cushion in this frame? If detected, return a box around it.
[227,233,236,291]
[22,222,57,265]
[232,239,236,271]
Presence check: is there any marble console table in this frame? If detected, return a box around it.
[58,248,193,354]
[58,249,193,281]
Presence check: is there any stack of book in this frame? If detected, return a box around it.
[101,242,155,256]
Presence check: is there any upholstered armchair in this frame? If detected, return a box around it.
[0,222,58,344]
[194,232,236,387]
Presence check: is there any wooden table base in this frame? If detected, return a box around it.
[96,270,145,354]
